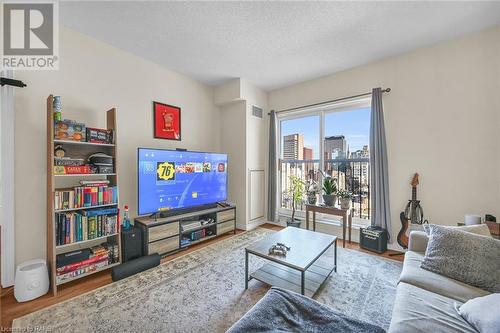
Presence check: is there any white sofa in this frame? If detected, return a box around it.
[388,231,491,333]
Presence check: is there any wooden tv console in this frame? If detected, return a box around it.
[134,204,236,256]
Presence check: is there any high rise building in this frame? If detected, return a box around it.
[324,135,346,160]
[303,147,313,160]
[352,145,370,186]
[302,147,315,179]
[283,134,304,160]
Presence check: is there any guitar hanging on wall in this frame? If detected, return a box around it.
[397,173,428,249]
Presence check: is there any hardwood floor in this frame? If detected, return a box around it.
[1,224,403,328]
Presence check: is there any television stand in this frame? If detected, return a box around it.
[135,203,236,256]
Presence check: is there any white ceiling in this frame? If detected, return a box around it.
[60,1,500,91]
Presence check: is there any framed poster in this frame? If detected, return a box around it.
[153,101,181,140]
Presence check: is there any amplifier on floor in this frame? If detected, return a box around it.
[360,226,388,254]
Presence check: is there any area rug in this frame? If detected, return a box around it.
[13,228,402,332]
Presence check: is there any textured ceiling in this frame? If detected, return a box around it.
[60,1,500,91]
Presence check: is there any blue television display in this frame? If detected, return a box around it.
[138,148,228,215]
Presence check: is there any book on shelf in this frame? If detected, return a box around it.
[54,186,118,210]
[55,207,119,246]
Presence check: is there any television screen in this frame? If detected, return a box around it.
[138,148,228,215]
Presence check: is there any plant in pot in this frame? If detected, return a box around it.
[286,175,305,228]
[337,189,353,209]
[305,179,320,205]
[322,177,338,207]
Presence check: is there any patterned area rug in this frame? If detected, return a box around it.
[13,228,402,332]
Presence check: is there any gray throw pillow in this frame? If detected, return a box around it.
[455,293,500,333]
[423,223,492,237]
[421,224,500,293]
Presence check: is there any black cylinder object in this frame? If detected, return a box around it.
[111,253,160,281]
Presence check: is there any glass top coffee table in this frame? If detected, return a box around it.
[245,227,337,297]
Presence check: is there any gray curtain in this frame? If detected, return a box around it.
[370,88,392,239]
[267,110,278,222]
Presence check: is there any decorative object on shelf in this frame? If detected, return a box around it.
[54,144,66,158]
[284,175,305,228]
[337,190,352,209]
[53,96,62,121]
[14,259,49,302]
[122,205,131,230]
[322,176,337,207]
[305,179,319,205]
[86,127,114,144]
[88,152,114,173]
[54,119,86,141]
[268,242,291,257]
[153,101,181,140]
[464,214,482,226]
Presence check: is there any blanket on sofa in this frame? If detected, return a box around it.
[226,287,385,333]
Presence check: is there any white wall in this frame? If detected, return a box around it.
[13,27,221,267]
[269,26,500,248]
[219,100,247,229]
[216,79,269,230]
[242,80,269,228]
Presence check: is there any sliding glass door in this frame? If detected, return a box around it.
[277,98,371,225]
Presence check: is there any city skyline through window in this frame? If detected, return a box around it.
[279,105,372,222]
[280,107,371,160]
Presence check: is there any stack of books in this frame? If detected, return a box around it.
[56,243,118,284]
[55,207,119,246]
[54,184,118,210]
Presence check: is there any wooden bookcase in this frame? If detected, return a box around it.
[46,95,121,295]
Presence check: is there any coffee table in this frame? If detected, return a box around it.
[245,227,337,297]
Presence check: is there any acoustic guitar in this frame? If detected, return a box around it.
[397,173,426,249]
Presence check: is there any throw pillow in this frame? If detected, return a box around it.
[455,293,500,333]
[422,223,491,237]
[421,224,500,293]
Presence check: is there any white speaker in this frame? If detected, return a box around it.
[14,259,49,302]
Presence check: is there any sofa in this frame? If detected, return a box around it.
[388,230,492,333]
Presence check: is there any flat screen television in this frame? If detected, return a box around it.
[137,148,228,215]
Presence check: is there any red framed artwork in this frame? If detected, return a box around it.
[153,101,181,140]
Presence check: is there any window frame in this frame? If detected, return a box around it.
[276,97,371,225]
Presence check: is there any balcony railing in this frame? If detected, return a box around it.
[280,158,370,220]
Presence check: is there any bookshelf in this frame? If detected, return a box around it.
[46,95,121,295]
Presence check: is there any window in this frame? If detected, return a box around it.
[278,99,371,225]
[280,115,320,211]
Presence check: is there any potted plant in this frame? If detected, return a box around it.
[322,177,337,207]
[286,176,305,228]
[305,179,319,205]
[337,189,352,209]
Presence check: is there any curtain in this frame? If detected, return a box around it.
[369,88,392,239]
[267,110,278,222]
[1,70,16,286]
